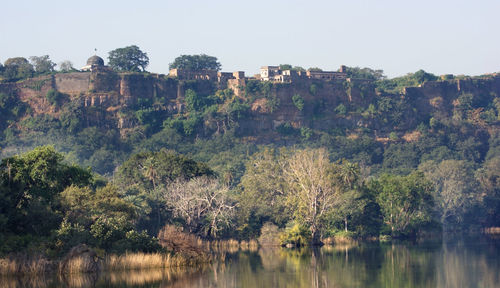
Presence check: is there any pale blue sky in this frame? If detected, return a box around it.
[1,0,499,78]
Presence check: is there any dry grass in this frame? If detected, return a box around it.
[103,252,210,271]
[0,255,53,275]
[402,130,422,142]
[322,236,358,246]
[59,255,100,274]
[483,227,500,234]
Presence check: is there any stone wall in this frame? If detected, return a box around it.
[54,72,90,94]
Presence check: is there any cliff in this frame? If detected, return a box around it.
[1,70,499,141]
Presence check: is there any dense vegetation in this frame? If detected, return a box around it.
[0,52,499,255]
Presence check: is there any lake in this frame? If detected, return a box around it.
[2,237,499,288]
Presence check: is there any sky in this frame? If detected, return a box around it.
[1,0,499,78]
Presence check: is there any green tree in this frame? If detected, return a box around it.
[344,66,385,80]
[476,157,500,227]
[3,57,34,81]
[29,55,56,74]
[371,172,434,237]
[238,148,290,238]
[108,45,149,72]
[0,146,92,245]
[419,160,480,229]
[292,94,304,111]
[58,184,159,252]
[116,150,213,234]
[169,54,221,71]
[46,89,63,106]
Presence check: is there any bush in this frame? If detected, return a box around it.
[46,89,63,106]
[279,223,311,247]
[335,103,347,116]
[292,94,304,111]
[258,222,281,246]
[111,230,162,253]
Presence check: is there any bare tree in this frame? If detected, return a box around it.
[165,176,235,238]
[283,148,340,243]
[59,60,74,72]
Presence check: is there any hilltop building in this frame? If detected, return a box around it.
[81,55,107,72]
[259,65,348,83]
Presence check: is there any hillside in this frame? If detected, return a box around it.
[0,68,499,178]
[1,65,500,250]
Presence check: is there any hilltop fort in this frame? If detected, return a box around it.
[0,54,499,144]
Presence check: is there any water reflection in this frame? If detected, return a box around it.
[2,238,499,288]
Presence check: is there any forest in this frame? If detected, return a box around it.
[0,49,499,257]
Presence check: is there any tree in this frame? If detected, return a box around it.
[292,94,304,111]
[238,148,290,238]
[476,156,500,227]
[419,160,480,229]
[283,148,340,244]
[3,57,34,80]
[344,66,386,81]
[372,172,434,237]
[169,54,221,71]
[0,146,92,239]
[165,176,235,238]
[108,45,149,72]
[59,60,75,72]
[29,55,56,74]
[115,150,213,234]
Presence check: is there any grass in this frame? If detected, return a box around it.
[483,227,500,234]
[0,251,211,276]
[0,255,53,275]
[104,252,195,271]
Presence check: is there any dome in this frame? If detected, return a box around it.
[86,55,104,66]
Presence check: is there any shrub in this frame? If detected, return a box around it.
[258,222,281,246]
[292,94,304,111]
[335,103,347,116]
[279,223,311,247]
[46,89,63,106]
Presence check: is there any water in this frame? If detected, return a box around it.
[2,237,499,288]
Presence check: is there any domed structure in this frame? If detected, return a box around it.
[86,55,104,67]
[81,55,105,71]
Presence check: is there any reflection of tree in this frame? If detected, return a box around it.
[4,242,500,288]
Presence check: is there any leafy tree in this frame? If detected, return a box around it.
[279,64,292,70]
[238,148,290,238]
[116,150,213,234]
[419,160,481,229]
[46,89,64,106]
[108,45,149,72]
[308,67,323,72]
[169,54,221,71]
[29,55,56,74]
[476,157,500,227]
[0,146,92,244]
[371,172,434,237]
[376,70,437,93]
[3,57,34,81]
[184,88,212,112]
[344,66,385,80]
[58,183,159,252]
[292,94,304,111]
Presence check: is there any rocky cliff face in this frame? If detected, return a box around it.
[1,71,499,140]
